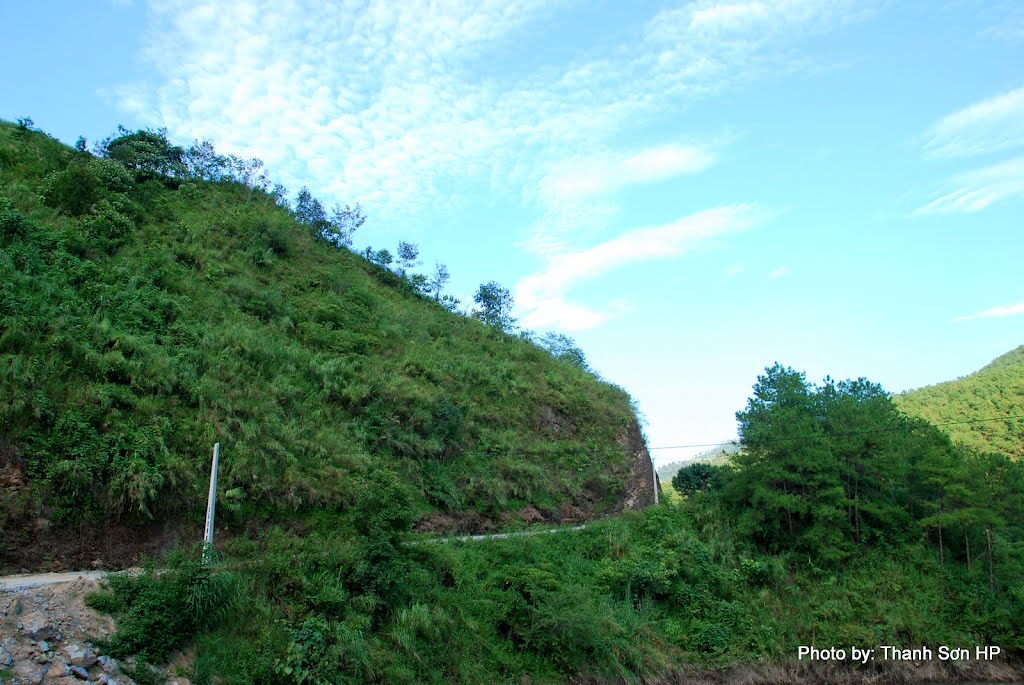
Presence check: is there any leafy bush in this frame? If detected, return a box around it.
[671,463,723,496]
[85,199,135,251]
[87,552,238,663]
[41,164,101,215]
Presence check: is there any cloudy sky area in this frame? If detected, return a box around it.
[5,0,1023,462]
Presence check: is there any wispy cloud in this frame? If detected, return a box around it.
[539,144,714,202]
[981,2,1024,45]
[722,264,746,282]
[922,86,1024,159]
[766,266,790,280]
[116,0,870,237]
[516,204,763,330]
[913,156,1024,214]
[646,0,870,44]
[521,141,716,256]
[954,301,1024,322]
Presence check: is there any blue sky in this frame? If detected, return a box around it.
[4,0,1023,463]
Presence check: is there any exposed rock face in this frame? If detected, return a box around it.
[615,415,658,512]
[414,410,659,534]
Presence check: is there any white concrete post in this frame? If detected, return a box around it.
[652,456,659,505]
[203,443,220,563]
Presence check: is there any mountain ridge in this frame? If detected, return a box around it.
[895,344,1024,458]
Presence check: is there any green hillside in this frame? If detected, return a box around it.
[0,120,647,550]
[895,346,1024,458]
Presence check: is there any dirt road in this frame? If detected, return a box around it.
[0,570,110,591]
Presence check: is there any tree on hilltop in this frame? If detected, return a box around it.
[97,126,187,180]
[474,281,515,332]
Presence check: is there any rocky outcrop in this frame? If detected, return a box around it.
[615,415,658,512]
[414,411,659,534]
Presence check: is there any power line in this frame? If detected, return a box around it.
[198,413,1022,463]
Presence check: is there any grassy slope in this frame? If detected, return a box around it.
[0,120,636,537]
[173,499,1024,684]
[895,345,1024,458]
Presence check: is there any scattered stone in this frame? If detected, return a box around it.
[11,597,23,614]
[69,663,90,679]
[13,659,43,685]
[37,639,50,652]
[21,611,56,640]
[98,655,119,673]
[0,644,12,666]
[36,652,48,664]
[44,657,70,678]
[64,641,98,668]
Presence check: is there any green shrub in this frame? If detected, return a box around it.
[84,586,122,615]
[89,552,238,663]
[41,164,100,215]
[86,199,135,251]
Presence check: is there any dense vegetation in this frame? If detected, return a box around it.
[895,346,1024,459]
[0,119,638,536]
[4,118,1022,683]
[723,365,1022,566]
[88,363,1021,684]
[89,495,1024,685]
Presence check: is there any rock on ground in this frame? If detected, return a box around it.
[0,579,138,685]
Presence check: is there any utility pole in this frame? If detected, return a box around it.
[203,443,220,564]
[652,455,659,505]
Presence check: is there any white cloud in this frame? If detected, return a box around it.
[981,3,1024,45]
[646,0,869,47]
[521,142,716,256]
[766,266,790,280]
[722,264,746,281]
[518,299,609,332]
[690,2,772,32]
[923,86,1024,159]
[539,144,714,202]
[914,156,1024,215]
[116,0,869,238]
[516,204,762,330]
[955,302,1024,322]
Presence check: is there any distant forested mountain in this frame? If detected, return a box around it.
[895,346,1024,458]
[657,442,740,479]
[657,443,739,482]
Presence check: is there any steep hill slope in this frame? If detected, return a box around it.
[895,345,1024,458]
[0,121,653,569]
